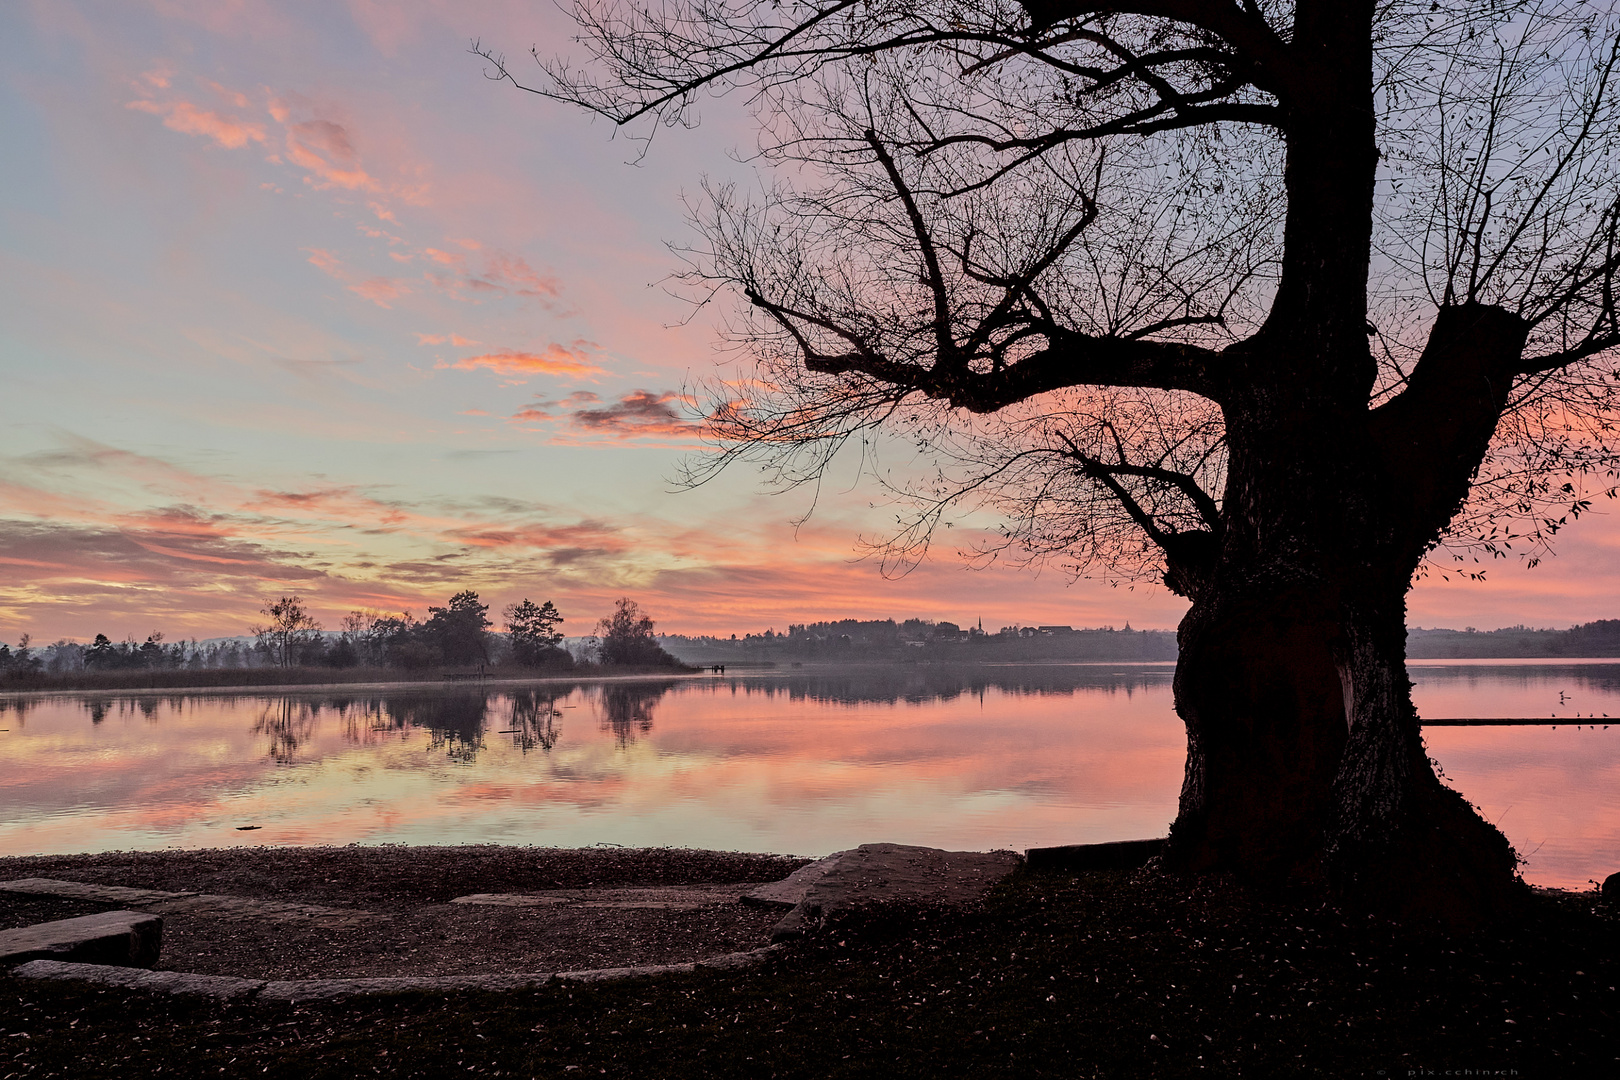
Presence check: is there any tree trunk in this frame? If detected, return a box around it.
[1163,426,1523,924]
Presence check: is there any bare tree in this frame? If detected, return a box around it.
[482,1,1620,922]
[250,596,321,669]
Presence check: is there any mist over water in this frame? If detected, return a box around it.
[1,662,1615,889]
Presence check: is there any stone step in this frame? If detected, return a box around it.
[0,910,162,967]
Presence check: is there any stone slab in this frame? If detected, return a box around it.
[11,960,263,1000]
[0,909,162,967]
[0,877,372,926]
[450,885,746,910]
[741,856,840,909]
[1024,838,1165,873]
[0,877,194,905]
[769,843,1020,941]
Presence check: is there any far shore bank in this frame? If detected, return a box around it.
[0,662,709,696]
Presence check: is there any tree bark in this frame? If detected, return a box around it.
[1163,368,1524,924]
[1166,564,1521,924]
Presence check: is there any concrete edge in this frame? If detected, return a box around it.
[8,945,787,1002]
[11,959,263,1000]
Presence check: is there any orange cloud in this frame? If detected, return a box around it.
[442,343,605,380]
[126,98,266,149]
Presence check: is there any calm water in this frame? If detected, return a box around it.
[1,662,1616,889]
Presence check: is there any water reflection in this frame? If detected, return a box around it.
[715,664,1172,705]
[596,681,675,746]
[506,689,564,754]
[252,699,319,764]
[0,663,1615,889]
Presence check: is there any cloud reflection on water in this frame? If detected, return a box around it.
[0,663,1614,889]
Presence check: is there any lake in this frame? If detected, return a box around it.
[2,662,1616,889]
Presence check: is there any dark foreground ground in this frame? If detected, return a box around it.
[1,846,1615,1078]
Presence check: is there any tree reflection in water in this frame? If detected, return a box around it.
[251,698,319,764]
[596,681,677,747]
[505,688,569,753]
[412,692,490,764]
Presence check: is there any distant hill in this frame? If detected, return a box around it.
[659,617,1620,665]
[1406,619,1620,659]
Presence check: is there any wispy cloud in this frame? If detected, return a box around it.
[281,114,376,192]
[441,343,605,381]
[125,98,266,149]
[303,248,408,308]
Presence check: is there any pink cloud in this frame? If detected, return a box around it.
[422,248,563,305]
[480,252,559,299]
[415,333,479,346]
[570,390,702,440]
[511,390,702,442]
[348,277,408,307]
[442,343,605,380]
[304,248,342,275]
[126,98,266,149]
[303,248,405,307]
[284,133,376,192]
[200,79,250,109]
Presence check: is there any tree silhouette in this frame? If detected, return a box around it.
[250,596,321,669]
[595,599,682,667]
[422,591,492,667]
[487,1,1620,922]
[504,598,568,666]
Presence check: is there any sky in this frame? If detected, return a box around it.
[1,0,1617,646]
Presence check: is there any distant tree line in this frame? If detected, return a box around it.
[0,593,684,685]
[658,617,1179,665]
